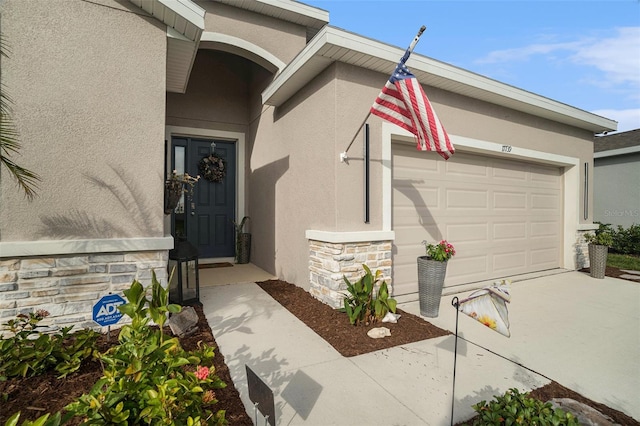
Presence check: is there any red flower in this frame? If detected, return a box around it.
[195,366,210,380]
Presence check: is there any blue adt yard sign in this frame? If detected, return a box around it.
[93,293,126,327]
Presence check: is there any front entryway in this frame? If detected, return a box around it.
[171,137,236,258]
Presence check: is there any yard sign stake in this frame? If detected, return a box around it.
[450,283,512,425]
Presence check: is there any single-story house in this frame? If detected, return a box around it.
[0,0,617,328]
[593,129,640,228]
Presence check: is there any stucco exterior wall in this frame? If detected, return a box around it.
[197,1,307,65]
[594,153,640,227]
[249,65,339,287]
[331,63,595,226]
[0,0,167,243]
[166,50,253,132]
[255,61,596,290]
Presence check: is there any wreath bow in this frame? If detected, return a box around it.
[198,154,226,183]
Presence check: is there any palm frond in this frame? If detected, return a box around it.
[0,33,41,200]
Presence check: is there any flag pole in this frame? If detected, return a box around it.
[451,296,460,426]
[340,25,427,163]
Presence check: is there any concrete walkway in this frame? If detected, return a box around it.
[200,271,640,425]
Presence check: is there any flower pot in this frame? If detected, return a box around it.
[236,233,251,264]
[417,256,448,317]
[588,244,608,279]
[164,184,182,215]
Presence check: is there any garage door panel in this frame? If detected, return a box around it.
[446,189,488,209]
[446,159,489,177]
[531,192,561,210]
[494,191,527,209]
[392,145,563,297]
[531,221,559,237]
[531,247,560,267]
[447,223,489,242]
[493,222,527,240]
[493,251,528,273]
[493,166,527,181]
[447,255,489,280]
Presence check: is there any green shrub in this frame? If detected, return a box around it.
[341,265,397,326]
[591,222,639,255]
[467,388,578,426]
[65,271,227,425]
[0,310,99,380]
[4,412,62,426]
[611,224,640,255]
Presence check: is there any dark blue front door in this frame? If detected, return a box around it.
[171,137,236,258]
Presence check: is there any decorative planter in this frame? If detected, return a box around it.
[417,256,448,317]
[236,233,251,264]
[164,184,182,215]
[588,244,608,279]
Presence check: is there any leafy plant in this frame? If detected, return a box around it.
[422,240,456,262]
[611,224,639,255]
[0,310,99,379]
[341,265,397,326]
[4,412,63,426]
[467,388,579,426]
[0,34,41,199]
[584,230,613,247]
[65,271,227,425]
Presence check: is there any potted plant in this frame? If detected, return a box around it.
[417,240,456,317]
[584,230,613,279]
[234,216,251,264]
[164,170,199,214]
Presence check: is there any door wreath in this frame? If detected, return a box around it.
[198,153,226,183]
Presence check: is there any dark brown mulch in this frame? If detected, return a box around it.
[256,279,450,357]
[579,264,639,282]
[0,304,252,425]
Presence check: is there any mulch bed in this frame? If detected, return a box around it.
[256,279,451,357]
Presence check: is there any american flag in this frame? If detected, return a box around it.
[370,50,454,160]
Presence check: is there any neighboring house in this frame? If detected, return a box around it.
[593,129,640,228]
[0,0,617,327]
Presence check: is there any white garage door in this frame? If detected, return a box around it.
[392,143,563,297]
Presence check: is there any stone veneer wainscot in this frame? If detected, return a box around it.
[307,231,394,308]
[0,251,168,333]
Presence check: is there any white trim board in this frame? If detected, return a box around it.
[0,237,174,258]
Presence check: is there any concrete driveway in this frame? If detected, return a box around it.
[201,270,639,425]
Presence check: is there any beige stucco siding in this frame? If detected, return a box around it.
[250,65,339,286]
[0,0,167,242]
[167,50,252,132]
[594,153,640,227]
[197,1,307,65]
[265,61,595,288]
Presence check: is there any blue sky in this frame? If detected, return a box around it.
[302,0,640,133]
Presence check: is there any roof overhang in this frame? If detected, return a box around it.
[215,0,329,40]
[594,145,640,158]
[128,0,205,93]
[263,26,617,133]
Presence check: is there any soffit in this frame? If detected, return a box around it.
[263,26,617,133]
[128,0,205,93]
